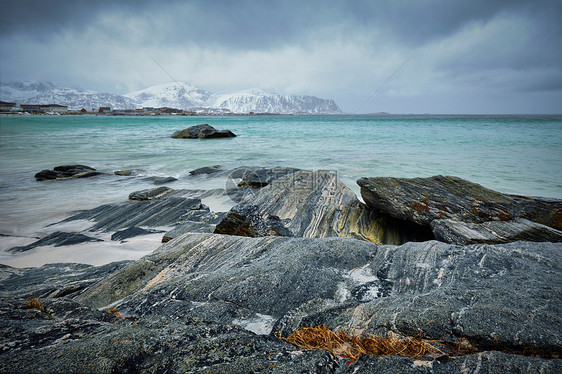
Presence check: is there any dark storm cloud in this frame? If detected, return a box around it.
[1,0,561,113]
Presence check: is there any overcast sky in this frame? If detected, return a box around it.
[1,0,561,114]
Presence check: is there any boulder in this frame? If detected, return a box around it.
[171,124,236,139]
[35,165,102,181]
[214,205,293,237]
[358,175,562,244]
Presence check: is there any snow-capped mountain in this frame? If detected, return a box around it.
[0,81,137,110]
[125,82,342,114]
[1,81,342,114]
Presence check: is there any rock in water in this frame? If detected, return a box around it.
[171,124,236,139]
[111,226,165,241]
[35,165,102,181]
[8,232,102,252]
[358,175,562,244]
[128,186,173,200]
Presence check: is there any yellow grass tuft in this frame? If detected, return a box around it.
[107,307,123,319]
[27,297,43,310]
[279,325,470,365]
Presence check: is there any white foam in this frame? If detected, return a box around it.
[232,313,276,335]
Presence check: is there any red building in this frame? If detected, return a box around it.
[20,104,44,113]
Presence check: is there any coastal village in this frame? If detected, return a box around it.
[0,100,256,116]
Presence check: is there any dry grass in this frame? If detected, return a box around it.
[27,297,43,311]
[107,307,137,321]
[279,325,471,365]
[107,307,123,319]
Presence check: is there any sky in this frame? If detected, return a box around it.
[1,0,561,114]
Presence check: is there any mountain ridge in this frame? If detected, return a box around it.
[0,81,342,114]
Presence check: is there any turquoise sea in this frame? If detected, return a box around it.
[1,114,561,250]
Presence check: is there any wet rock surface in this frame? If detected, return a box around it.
[35,165,103,181]
[1,237,560,372]
[3,169,562,372]
[358,175,562,244]
[110,226,165,241]
[9,231,103,252]
[171,124,236,139]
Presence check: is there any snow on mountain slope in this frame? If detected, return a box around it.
[124,82,212,109]
[1,81,342,114]
[126,82,342,114]
[0,81,137,110]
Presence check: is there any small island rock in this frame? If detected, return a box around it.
[35,165,102,181]
[171,124,236,139]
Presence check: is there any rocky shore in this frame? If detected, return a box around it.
[1,166,560,373]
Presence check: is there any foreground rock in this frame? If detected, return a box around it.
[171,124,236,139]
[218,170,432,244]
[35,165,102,181]
[1,237,560,372]
[358,175,562,244]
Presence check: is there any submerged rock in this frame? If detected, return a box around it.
[8,231,102,252]
[237,167,301,188]
[189,165,222,176]
[171,124,236,139]
[128,186,173,200]
[35,165,102,181]
[358,175,562,244]
[111,226,165,241]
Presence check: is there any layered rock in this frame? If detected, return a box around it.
[2,236,559,372]
[35,165,102,181]
[171,124,236,139]
[61,188,221,233]
[358,175,562,244]
[218,169,432,244]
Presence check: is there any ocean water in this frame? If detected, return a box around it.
[1,114,561,264]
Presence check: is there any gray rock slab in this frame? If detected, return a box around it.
[357,175,562,230]
[0,261,130,300]
[431,218,562,245]
[61,193,209,232]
